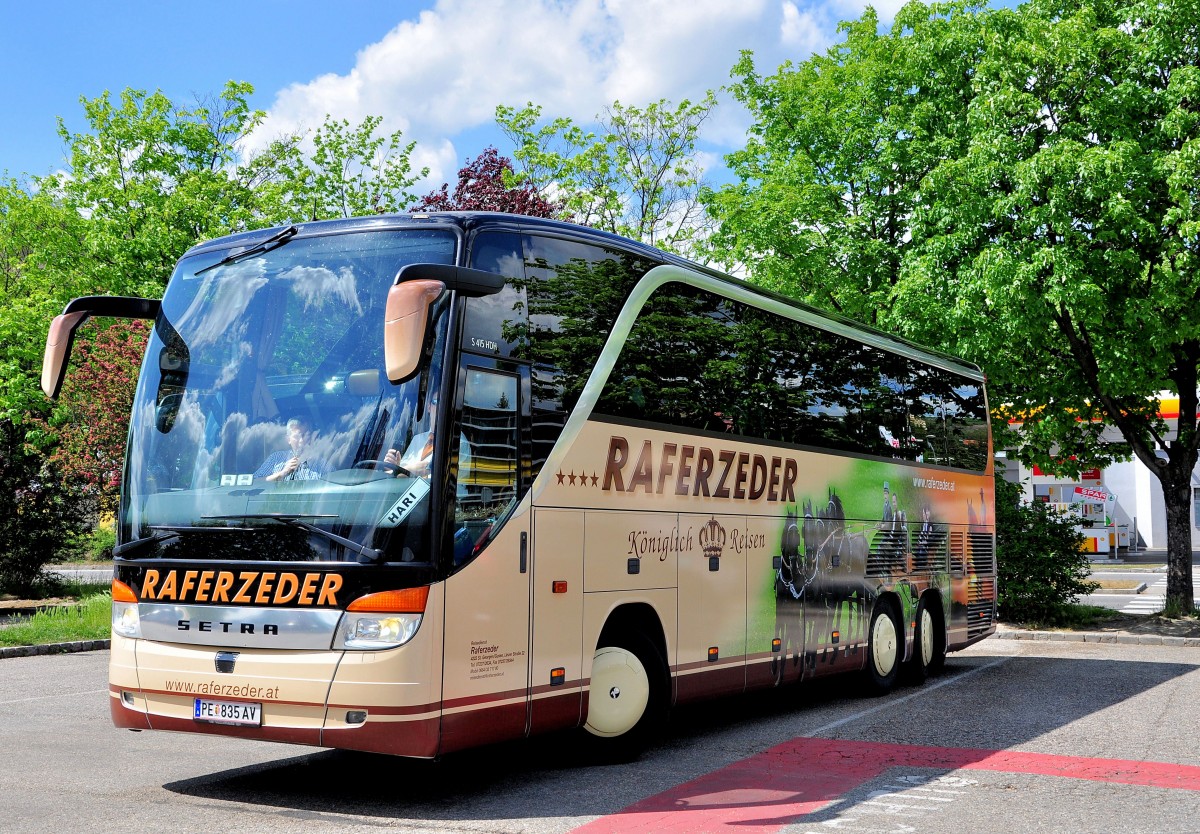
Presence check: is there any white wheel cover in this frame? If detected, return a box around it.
[919,607,935,667]
[585,646,650,738]
[871,612,898,678]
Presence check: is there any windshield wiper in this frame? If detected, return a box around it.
[203,513,385,564]
[112,527,191,558]
[112,523,255,558]
[194,225,298,276]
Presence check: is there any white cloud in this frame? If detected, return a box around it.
[246,0,881,190]
[781,2,832,56]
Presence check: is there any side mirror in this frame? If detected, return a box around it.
[42,296,160,399]
[385,280,445,384]
[383,264,507,384]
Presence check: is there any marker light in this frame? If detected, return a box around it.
[339,587,429,650]
[111,580,141,639]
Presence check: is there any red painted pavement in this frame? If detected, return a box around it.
[571,737,1200,833]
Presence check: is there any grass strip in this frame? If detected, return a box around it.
[0,594,111,647]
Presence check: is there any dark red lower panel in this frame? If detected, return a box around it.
[439,701,528,754]
[322,717,441,758]
[145,711,322,747]
[674,664,746,704]
[110,696,152,730]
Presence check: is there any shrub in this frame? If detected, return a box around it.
[0,418,87,597]
[995,477,1097,623]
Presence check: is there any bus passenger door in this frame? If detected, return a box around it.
[439,362,531,753]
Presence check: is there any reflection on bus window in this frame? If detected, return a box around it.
[594,280,988,472]
[453,368,519,567]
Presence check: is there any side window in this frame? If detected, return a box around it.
[453,367,519,566]
[907,365,988,471]
[943,378,988,470]
[519,235,658,480]
[463,232,526,358]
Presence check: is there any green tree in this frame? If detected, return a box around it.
[43,82,267,297]
[0,83,431,587]
[703,2,986,326]
[496,95,717,256]
[897,0,1200,612]
[706,0,1200,612]
[255,114,427,221]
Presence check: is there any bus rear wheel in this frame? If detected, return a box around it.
[584,634,664,761]
[908,598,936,684]
[863,601,901,695]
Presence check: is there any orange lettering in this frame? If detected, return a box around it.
[194,571,214,602]
[273,573,299,605]
[211,571,234,603]
[158,571,178,601]
[179,571,198,599]
[142,569,161,600]
[255,572,276,604]
[233,572,258,604]
[299,573,320,605]
[317,574,343,606]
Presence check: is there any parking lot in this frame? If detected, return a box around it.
[1,634,1197,833]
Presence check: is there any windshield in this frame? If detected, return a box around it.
[120,228,458,564]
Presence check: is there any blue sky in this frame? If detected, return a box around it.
[0,0,906,189]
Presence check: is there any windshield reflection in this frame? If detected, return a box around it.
[120,229,457,563]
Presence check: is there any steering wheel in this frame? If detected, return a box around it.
[353,459,411,477]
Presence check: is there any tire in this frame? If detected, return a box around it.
[926,597,948,675]
[583,633,666,761]
[863,600,902,695]
[908,598,937,684]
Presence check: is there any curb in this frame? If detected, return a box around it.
[0,639,111,659]
[993,630,1200,647]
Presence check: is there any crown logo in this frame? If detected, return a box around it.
[699,516,727,561]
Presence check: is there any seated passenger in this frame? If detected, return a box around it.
[254,416,330,482]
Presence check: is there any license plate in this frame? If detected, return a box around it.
[194,698,262,727]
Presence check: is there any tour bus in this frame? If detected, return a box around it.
[42,212,996,759]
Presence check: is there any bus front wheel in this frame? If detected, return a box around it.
[584,634,665,760]
[864,601,901,695]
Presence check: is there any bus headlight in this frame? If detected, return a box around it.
[112,601,142,639]
[337,587,430,650]
[338,613,422,650]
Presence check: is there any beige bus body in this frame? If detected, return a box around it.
[101,256,995,757]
